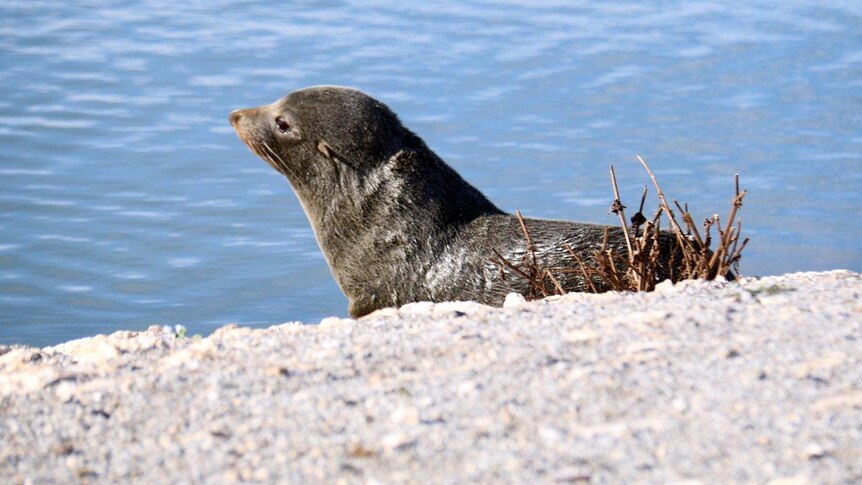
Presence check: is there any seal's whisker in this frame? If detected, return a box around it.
[236,131,273,169]
[261,140,295,179]
[255,147,281,173]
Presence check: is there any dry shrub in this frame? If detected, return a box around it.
[496,156,749,296]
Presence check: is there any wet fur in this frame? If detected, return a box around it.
[230,86,677,317]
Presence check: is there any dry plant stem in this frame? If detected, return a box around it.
[637,155,695,274]
[609,165,634,257]
[609,164,644,290]
[674,202,709,278]
[636,155,687,238]
[675,200,705,248]
[491,248,547,298]
[544,270,565,295]
[708,174,747,271]
[729,221,747,267]
[518,210,544,297]
[730,222,742,257]
[651,206,664,225]
[639,222,657,291]
[597,227,628,290]
[564,243,600,293]
[612,252,648,282]
[632,185,648,238]
[732,236,750,270]
[491,248,532,283]
[516,209,539,272]
[639,186,648,213]
[493,211,570,299]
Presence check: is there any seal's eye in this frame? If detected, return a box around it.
[275,116,290,133]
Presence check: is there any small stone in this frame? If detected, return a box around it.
[457,380,476,395]
[723,347,741,359]
[391,406,420,426]
[381,432,415,451]
[265,365,291,377]
[503,292,527,308]
[52,440,75,455]
[552,466,591,483]
[654,279,675,293]
[539,426,562,443]
[472,415,495,435]
[498,408,515,426]
[347,442,378,458]
[367,372,385,386]
[54,381,76,402]
[803,442,829,459]
[238,467,254,481]
[564,328,600,344]
[75,467,97,479]
[253,468,271,481]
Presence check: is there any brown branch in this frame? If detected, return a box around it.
[609,165,634,258]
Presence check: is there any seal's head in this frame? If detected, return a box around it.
[230,86,411,200]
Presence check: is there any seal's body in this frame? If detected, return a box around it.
[230,86,669,317]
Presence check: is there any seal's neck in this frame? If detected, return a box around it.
[372,146,503,234]
[307,143,503,302]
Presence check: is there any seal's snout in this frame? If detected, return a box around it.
[228,109,244,127]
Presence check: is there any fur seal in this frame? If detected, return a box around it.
[229,86,678,317]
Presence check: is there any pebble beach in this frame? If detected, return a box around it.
[1,270,861,484]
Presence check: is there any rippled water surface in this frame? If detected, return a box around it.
[2,1,861,346]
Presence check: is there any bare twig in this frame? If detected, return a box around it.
[609,165,633,258]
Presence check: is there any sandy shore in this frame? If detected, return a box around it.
[1,270,861,484]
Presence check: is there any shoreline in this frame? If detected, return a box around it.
[2,270,861,483]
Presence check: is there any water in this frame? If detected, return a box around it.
[1,1,860,347]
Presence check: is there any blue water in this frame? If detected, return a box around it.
[2,1,861,347]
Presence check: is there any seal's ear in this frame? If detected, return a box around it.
[317,140,334,160]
